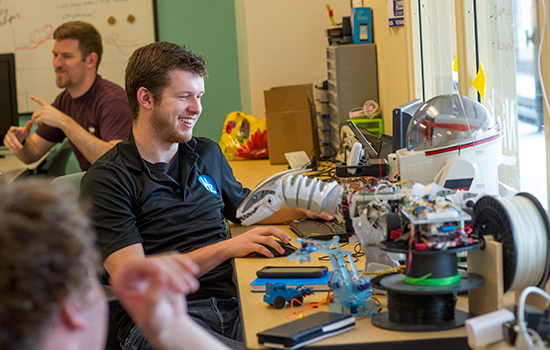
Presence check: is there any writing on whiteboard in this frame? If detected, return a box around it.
[0,8,20,27]
[15,25,54,51]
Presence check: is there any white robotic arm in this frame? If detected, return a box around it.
[236,169,343,226]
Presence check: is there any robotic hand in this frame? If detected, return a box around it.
[236,169,342,226]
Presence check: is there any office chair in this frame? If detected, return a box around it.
[43,140,81,178]
[50,171,85,193]
[51,171,122,350]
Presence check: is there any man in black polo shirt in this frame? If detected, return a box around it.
[81,42,331,350]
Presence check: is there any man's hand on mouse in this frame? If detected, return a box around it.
[256,238,289,258]
[227,226,292,258]
[257,240,297,258]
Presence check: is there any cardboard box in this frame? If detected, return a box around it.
[264,84,319,165]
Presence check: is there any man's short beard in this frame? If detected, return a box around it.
[150,108,192,144]
[55,76,69,89]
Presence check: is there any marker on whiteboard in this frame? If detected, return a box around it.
[108,16,116,25]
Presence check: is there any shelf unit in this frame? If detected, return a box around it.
[326,44,379,149]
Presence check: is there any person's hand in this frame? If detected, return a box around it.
[3,120,32,153]
[303,210,334,222]
[110,253,200,344]
[30,95,72,129]
[227,226,292,258]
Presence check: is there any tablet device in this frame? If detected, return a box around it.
[256,266,328,279]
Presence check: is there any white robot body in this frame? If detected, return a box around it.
[390,94,503,196]
[393,132,502,195]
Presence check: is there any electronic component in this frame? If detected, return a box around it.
[336,158,389,178]
[464,308,515,348]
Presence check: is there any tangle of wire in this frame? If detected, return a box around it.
[317,241,364,263]
[285,272,336,320]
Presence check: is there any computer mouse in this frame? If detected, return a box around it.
[254,241,297,258]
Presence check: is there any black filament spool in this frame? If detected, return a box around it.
[379,240,481,281]
[372,291,469,332]
[407,251,457,279]
[370,270,482,332]
[388,292,456,324]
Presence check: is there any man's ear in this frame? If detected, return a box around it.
[137,87,154,110]
[59,299,87,330]
[86,52,99,70]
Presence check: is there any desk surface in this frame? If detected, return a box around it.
[0,147,49,182]
[229,160,474,349]
[231,225,471,349]
[229,159,288,189]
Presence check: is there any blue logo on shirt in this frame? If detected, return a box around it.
[198,175,218,195]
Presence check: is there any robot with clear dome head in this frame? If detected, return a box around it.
[236,94,502,227]
[391,94,503,195]
[236,95,501,313]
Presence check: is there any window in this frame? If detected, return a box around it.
[409,0,547,207]
[417,0,458,97]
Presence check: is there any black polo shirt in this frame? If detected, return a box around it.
[81,131,250,342]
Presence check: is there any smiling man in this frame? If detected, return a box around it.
[81,42,330,350]
[3,21,132,171]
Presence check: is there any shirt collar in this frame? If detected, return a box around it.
[73,75,101,101]
[118,130,198,172]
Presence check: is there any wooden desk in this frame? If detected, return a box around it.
[0,147,49,182]
[229,159,288,189]
[228,160,471,349]
[231,225,470,349]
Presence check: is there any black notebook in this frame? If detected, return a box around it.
[257,311,355,349]
[287,218,354,242]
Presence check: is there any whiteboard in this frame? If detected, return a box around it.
[0,0,157,113]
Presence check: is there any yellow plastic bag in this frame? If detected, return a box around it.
[219,111,268,160]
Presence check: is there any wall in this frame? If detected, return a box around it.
[364,0,412,134]
[235,0,411,135]
[235,0,351,119]
[156,1,242,142]
[154,1,412,140]
[0,0,156,114]
[11,1,412,143]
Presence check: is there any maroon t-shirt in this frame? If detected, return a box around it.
[36,75,133,171]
